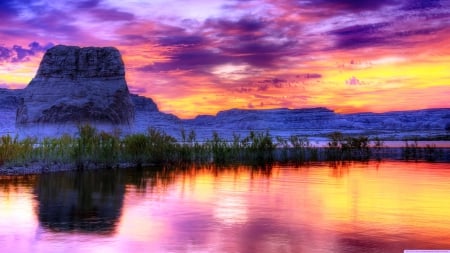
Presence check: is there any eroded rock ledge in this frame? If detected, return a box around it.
[16,45,135,125]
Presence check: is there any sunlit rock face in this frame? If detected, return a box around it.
[16,45,134,125]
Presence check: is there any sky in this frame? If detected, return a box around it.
[0,0,449,118]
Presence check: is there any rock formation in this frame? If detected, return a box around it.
[16,45,134,125]
[130,94,158,112]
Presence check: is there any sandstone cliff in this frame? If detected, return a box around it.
[16,45,134,125]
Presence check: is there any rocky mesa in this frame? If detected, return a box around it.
[16,45,134,125]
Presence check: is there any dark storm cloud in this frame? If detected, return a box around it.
[0,42,54,62]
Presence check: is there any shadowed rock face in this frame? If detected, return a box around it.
[16,45,134,125]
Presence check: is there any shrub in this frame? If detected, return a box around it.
[0,135,19,165]
[122,134,149,167]
[72,124,99,169]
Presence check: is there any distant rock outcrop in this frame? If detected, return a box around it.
[130,94,158,112]
[0,88,23,109]
[16,45,134,125]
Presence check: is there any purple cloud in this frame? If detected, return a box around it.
[205,17,267,33]
[137,15,300,73]
[75,0,102,9]
[221,39,297,67]
[0,42,54,63]
[328,22,392,49]
[88,8,135,21]
[403,0,442,10]
[0,47,12,61]
[306,0,401,11]
[346,76,361,85]
[137,50,233,72]
[158,35,205,47]
[304,73,322,79]
[330,23,391,37]
[0,1,19,18]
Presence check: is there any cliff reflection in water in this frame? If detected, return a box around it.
[34,169,125,234]
[32,163,274,235]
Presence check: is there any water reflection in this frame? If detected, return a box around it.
[0,161,450,253]
[34,170,125,234]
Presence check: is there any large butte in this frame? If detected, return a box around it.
[16,45,135,125]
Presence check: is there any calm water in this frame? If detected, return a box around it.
[1,161,450,253]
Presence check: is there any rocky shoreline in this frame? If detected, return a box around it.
[0,161,140,175]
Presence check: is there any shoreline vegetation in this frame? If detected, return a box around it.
[0,125,448,175]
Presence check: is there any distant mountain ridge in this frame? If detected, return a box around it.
[0,88,449,140]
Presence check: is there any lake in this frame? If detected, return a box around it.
[1,161,450,253]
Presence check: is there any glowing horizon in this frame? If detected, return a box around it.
[1,0,449,118]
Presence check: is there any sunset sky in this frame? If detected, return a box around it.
[0,0,449,118]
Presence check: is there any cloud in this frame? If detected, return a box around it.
[330,23,391,37]
[0,47,12,61]
[203,17,300,67]
[346,76,361,85]
[137,15,299,73]
[88,8,135,21]
[0,1,19,18]
[0,42,54,63]
[128,85,147,94]
[137,50,233,72]
[158,35,205,47]
[301,73,323,79]
[75,0,102,9]
[305,0,402,11]
[329,22,392,50]
[23,8,81,35]
[221,39,297,67]
[402,0,442,10]
[205,17,267,33]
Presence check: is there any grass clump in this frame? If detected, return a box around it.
[326,132,371,161]
[1,125,447,171]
